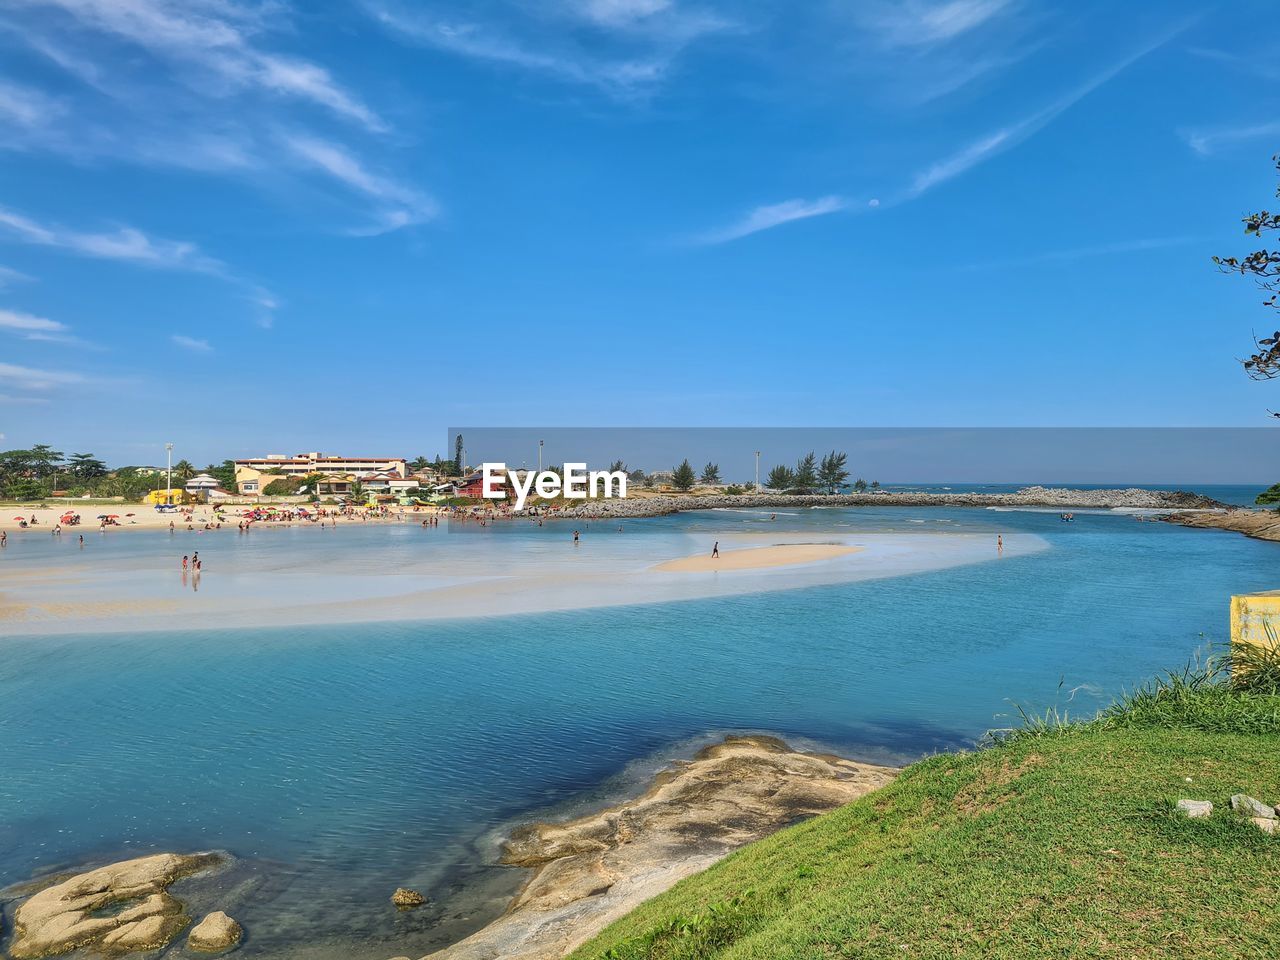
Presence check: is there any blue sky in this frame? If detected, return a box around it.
[0,0,1278,466]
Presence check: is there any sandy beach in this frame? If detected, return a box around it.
[0,503,434,533]
[653,543,861,571]
[0,520,1043,635]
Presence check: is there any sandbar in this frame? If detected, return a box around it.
[653,543,861,572]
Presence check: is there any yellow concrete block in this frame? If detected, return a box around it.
[1231,591,1280,651]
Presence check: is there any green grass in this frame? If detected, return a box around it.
[571,664,1280,960]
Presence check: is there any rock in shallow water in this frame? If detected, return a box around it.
[392,887,427,908]
[9,852,222,959]
[188,910,243,952]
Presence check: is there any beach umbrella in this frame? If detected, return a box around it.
[96,514,109,519]
[14,515,26,520]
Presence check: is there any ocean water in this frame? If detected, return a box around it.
[2,506,1278,958]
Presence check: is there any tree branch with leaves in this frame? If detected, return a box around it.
[1214,154,1280,396]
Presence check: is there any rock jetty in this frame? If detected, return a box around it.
[560,487,1221,520]
[9,852,223,959]
[1161,508,1280,543]
[418,735,896,960]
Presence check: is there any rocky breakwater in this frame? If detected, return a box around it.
[1161,508,1280,544]
[561,486,1222,520]
[7,852,228,959]
[416,735,897,960]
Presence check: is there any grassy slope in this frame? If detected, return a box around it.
[572,684,1280,960]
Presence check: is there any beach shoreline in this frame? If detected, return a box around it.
[0,487,1224,535]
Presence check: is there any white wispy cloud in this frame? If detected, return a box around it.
[0,205,224,273]
[171,334,212,352]
[0,306,100,347]
[0,360,85,389]
[575,0,672,26]
[694,195,847,245]
[17,0,387,132]
[836,0,1034,107]
[856,0,1016,49]
[907,25,1189,199]
[0,308,67,336]
[283,134,438,234]
[1182,121,1280,157]
[0,265,33,288]
[0,77,66,127]
[367,1,727,97]
[0,205,276,328]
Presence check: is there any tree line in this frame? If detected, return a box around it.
[659,451,878,494]
[0,445,236,501]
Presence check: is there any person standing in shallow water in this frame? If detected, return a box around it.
[712,541,720,558]
[573,530,580,545]
[997,534,1003,555]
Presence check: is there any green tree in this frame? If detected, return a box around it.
[609,459,627,473]
[7,477,47,501]
[453,434,465,473]
[348,479,366,502]
[28,444,63,480]
[1257,483,1280,506]
[853,477,868,493]
[173,460,196,483]
[700,462,721,484]
[1215,154,1280,394]
[766,464,795,490]
[870,480,881,491]
[672,459,697,491]
[793,452,818,491]
[263,477,297,496]
[817,450,849,493]
[409,456,431,473]
[206,460,237,491]
[628,468,648,486]
[68,453,108,483]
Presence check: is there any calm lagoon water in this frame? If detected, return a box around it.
[2,504,1278,957]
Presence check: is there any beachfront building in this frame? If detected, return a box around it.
[234,453,407,496]
[184,474,234,504]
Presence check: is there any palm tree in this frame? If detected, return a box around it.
[174,460,196,482]
[409,456,431,473]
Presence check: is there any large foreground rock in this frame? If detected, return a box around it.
[10,852,221,958]
[420,735,897,960]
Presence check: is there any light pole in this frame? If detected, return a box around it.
[538,439,544,473]
[755,450,761,493]
[165,443,173,505]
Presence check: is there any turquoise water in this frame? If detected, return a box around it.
[2,506,1279,957]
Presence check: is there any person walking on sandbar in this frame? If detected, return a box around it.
[712,541,719,558]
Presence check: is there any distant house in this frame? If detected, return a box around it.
[313,474,355,497]
[184,474,232,504]
[455,472,486,499]
[360,473,421,498]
